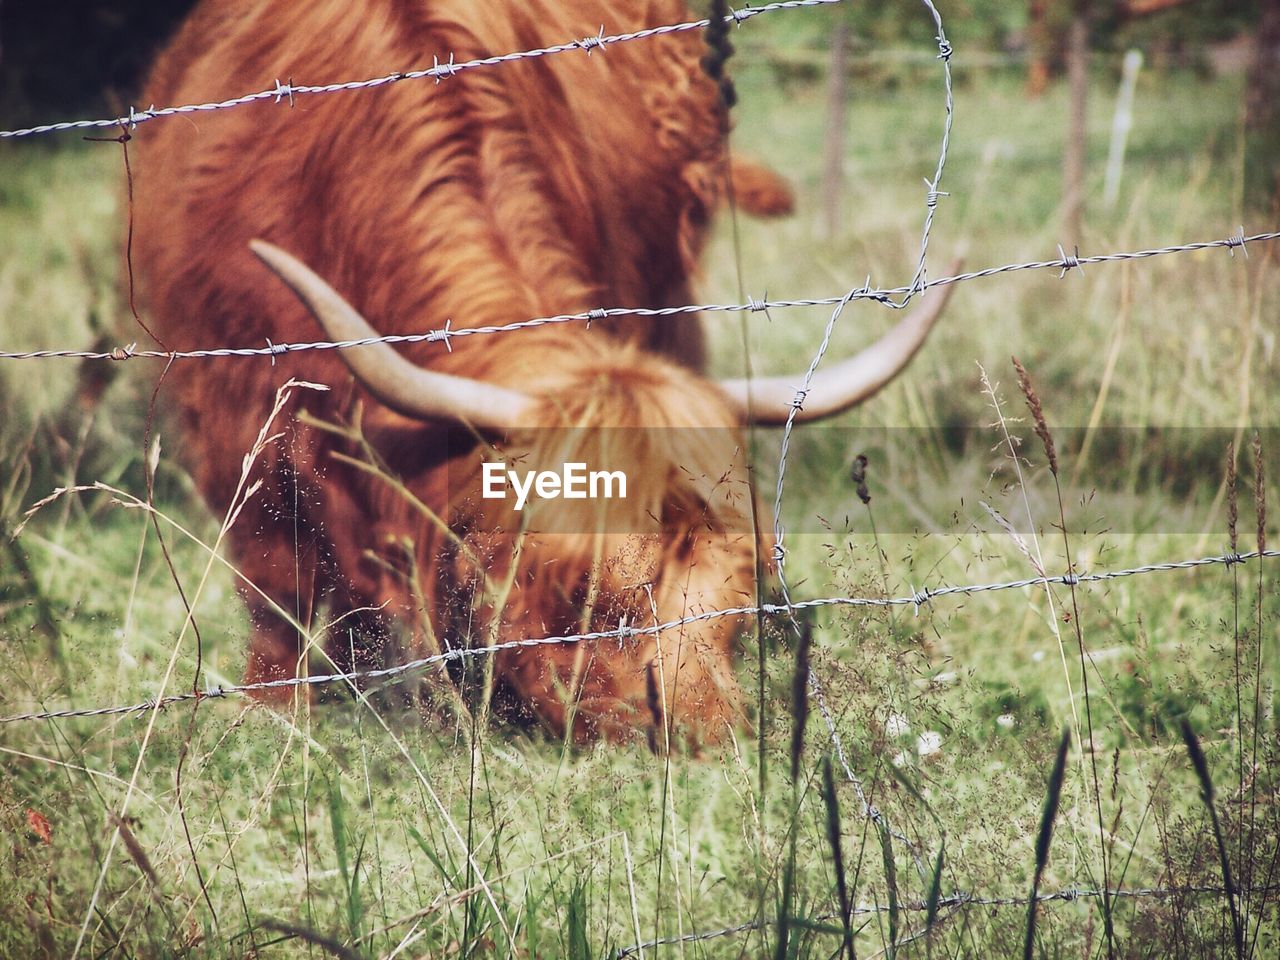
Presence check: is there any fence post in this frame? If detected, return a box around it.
[1062,2,1090,243]
[1026,0,1051,98]
[822,15,850,239]
[1246,0,1280,213]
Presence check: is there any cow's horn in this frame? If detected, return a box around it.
[720,263,959,425]
[250,240,531,429]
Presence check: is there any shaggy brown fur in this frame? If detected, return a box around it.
[133,0,787,743]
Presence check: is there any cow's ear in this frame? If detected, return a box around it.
[677,160,716,278]
[727,159,794,219]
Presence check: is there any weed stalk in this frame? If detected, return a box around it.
[1180,718,1244,957]
[1013,356,1114,956]
[775,615,813,960]
[820,755,857,960]
[1023,730,1070,960]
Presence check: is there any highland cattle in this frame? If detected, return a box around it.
[132,0,951,742]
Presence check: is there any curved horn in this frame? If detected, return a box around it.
[250,239,531,429]
[720,263,960,425]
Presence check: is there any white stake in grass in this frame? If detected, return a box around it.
[1104,49,1144,209]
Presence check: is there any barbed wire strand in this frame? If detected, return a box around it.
[764,0,955,879]
[3,547,1273,725]
[0,0,841,141]
[905,0,953,302]
[2,229,1272,363]
[611,883,1280,957]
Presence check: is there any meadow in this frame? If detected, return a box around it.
[1,24,1278,960]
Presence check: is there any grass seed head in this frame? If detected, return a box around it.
[1012,356,1058,476]
[850,453,871,504]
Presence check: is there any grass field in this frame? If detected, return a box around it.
[1,31,1278,960]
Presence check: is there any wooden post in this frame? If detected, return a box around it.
[1062,3,1089,243]
[1027,0,1051,98]
[822,15,849,238]
[1246,0,1280,214]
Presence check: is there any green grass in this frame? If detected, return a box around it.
[2,48,1278,959]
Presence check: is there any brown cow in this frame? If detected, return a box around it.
[132,0,950,744]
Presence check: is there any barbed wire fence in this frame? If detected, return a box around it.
[1,231,1271,363]
[0,0,844,141]
[613,884,1280,958]
[1,0,1277,954]
[3,545,1274,725]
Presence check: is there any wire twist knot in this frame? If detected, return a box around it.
[1226,226,1249,258]
[1057,243,1085,279]
[428,319,455,352]
[615,618,636,647]
[924,177,949,209]
[910,585,932,615]
[577,26,607,54]
[432,53,457,83]
[264,337,288,365]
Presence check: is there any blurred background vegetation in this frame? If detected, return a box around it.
[4,0,1277,207]
[0,1,1268,123]
[0,0,197,128]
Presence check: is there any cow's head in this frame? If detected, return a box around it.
[250,240,953,745]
